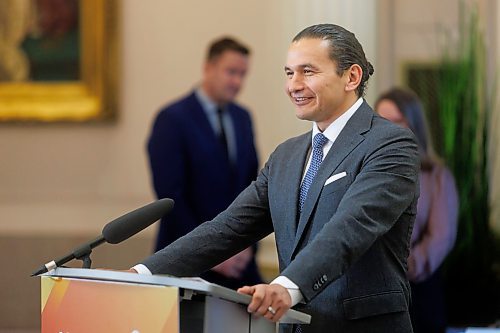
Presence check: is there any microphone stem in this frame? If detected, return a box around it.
[31,235,106,276]
[88,235,106,250]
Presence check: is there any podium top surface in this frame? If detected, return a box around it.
[43,267,311,324]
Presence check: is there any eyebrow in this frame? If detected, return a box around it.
[284,63,318,71]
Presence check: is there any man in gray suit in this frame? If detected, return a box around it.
[133,24,419,333]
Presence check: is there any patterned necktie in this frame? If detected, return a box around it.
[299,133,329,212]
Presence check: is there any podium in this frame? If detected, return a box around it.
[40,267,310,333]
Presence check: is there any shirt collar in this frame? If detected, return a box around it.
[195,87,218,114]
[312,97,363,144]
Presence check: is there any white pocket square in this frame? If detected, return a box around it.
[324,172,347,186]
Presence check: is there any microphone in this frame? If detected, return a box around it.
[102,198,174,244]
[31,198,174,276]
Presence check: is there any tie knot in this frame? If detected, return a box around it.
[313,133,329,150]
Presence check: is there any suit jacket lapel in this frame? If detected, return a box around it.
[188,92,219,143]
[291,102,374,259]
[283,133,311,242]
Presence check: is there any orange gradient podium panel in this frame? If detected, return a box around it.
[41,276,179,333]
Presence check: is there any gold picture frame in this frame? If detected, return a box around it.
[0,0,119,122]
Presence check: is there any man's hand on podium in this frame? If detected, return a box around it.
[237,283,292,322]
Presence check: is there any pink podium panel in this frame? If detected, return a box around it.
[41,276,179,333]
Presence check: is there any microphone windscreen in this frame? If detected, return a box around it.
[102,198,174,244]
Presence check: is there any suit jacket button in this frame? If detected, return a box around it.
[313,284,319,290]
[323,274,328,281]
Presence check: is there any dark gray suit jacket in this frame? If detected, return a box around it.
[141,101,420,333]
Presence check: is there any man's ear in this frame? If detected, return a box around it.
[344,64,362,93]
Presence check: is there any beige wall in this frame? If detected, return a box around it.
[0,1,378,235]
[0,0,379,252]
[1,0,498,330]
[0,1,377,330]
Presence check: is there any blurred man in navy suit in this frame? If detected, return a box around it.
[147,37,261,289]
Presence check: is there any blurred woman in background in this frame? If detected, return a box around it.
[376,87,459,333]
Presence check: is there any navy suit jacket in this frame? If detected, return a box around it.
[147,91,261,288]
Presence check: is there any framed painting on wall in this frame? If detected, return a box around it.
[0,0,119,122]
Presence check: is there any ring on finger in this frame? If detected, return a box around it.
[267,306,276,315]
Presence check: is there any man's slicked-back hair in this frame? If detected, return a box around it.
[293,24,374,97]
[207,37,250,61]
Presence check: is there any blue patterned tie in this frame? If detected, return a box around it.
[299,133,329,212]
[295,135,328,333]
